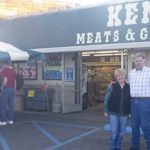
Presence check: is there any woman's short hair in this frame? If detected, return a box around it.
[114,68,126,78]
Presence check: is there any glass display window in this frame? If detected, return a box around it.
[18,61,37,80]
[43,54,62,80]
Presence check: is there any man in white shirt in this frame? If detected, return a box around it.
[129,53,150,150]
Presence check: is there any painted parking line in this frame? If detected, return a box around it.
[0,134,10,150]
[13,120,98,129]
[46,128,101,150]
[32,121,61,145]
[37,120,98,129]
[1,120,100,150]
[32,120,101,150]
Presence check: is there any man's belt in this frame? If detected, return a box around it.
[132,97,150,100]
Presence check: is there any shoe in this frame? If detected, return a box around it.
[7,121,13,125]
[0,121,7,126]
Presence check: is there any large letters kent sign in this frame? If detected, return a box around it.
[75,0,150,50]
[1,0,149,52]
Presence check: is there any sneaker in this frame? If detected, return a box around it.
[7,121,13,125]
[0,121,7,126]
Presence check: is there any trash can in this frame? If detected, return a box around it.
[24,87,55,111]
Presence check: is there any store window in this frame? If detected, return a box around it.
[18,61,37,80]
[43,54,62,80]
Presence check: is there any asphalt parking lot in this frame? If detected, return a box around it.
[0,108,146,150]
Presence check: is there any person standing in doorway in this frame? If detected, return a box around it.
[129,53,150,150]
[1,61,16,125]
[104,68,131,150]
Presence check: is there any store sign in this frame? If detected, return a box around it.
[76,1,150,46]
[0,0,150,51]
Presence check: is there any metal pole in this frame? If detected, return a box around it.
[43,61,50,113]
[62,53,65,113]
[121,50,124,69]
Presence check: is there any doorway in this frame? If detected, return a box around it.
[81,50,128,110]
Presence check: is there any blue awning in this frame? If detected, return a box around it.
[0,0,149,52]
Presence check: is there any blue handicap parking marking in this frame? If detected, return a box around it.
[0,121,101,150]
[36,121,98,129]
[32,120,101,150]
[0,134,10,150]
[47,128,100,150]
[32,121,61,145]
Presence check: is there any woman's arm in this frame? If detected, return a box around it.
[103,85,113,117]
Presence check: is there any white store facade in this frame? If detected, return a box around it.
[0,0,150,113]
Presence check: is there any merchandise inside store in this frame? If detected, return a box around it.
[82,50,128,109]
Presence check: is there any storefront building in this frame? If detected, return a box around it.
[0,0,149,113]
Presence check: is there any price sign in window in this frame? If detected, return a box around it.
[19,61,37,80]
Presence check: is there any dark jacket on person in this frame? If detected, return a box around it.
[0,74,3,92]
[108,82,131,116]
